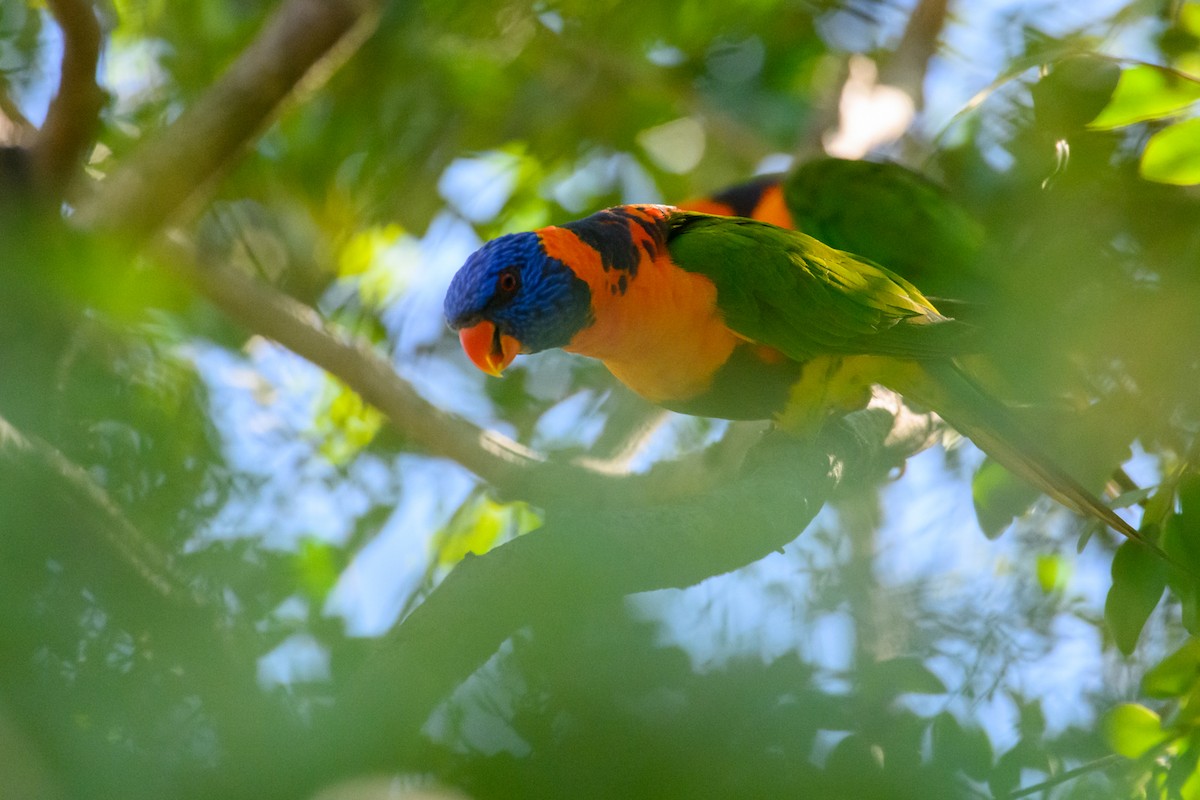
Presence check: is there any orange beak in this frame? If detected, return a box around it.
[458,320,521,377]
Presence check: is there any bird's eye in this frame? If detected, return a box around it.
[497,268,519,295]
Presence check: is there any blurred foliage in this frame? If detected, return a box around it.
[4,1,1200,799]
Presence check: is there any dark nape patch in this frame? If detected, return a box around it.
[627,212,666,251]
[708,174,783,218]
[562,207,666,277]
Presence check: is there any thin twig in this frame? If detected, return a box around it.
[0,412,196,604]
[31,0,104,201]
[1005,754,1125,799]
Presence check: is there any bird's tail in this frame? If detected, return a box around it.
[890,359,1141,543]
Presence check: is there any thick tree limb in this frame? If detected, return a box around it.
[76,0,382,241]
[30,0,104,201]
[189,427,847,800]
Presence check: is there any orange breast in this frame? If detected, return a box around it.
[538,214,740,404]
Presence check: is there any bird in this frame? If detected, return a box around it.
[443,204,1138,542]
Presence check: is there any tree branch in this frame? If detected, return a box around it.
[880,0,952,105]
[76,0,382,242]
[30,0,104,202]
[0,82,35,148]
[190,426,851,799]
[808,0,952,159]
[160,235,783,511]
[0,412,198,605]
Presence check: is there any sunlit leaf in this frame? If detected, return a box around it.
[1165,730,1200,798]
[1140,118,1200,185]
[293,537,342,600]
[432,493,543,569]
[1144,639,1200,698]
[315,379,385,465]
[1106,539,1168,655]
[338,224,403,277]
[1183,760,1200,800]
[1089,64,1200,129]
[337,224,414,308]
[1104,703,1171,758]
[1036,553,1071,593]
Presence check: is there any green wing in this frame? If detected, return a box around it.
[664,211,972,362]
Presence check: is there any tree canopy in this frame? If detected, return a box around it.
[3,1,1200,798]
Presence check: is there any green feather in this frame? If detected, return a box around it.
[665,212,972,361]
[783,158,985,302]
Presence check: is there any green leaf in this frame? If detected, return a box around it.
[930,712,993,780]
[870,656,947,695]
[972,458,1039,539]
[825,733,884,777]
[1090,64,1200,129]
[1170,475,1200,571]
[1103,703,1170,758]
[1036,553,1071,593]
[1163,513,1200,629]
[1105,540,1168,655]
[989,740,1049,800]
[1112,486,1156,510]
[293,537,342,600]
[315,379,385,465]
[1169,737,1200,800]
[1033,55,1122,134]
[1144,639,1200,698]
[1141,118,1200,185]
[1182,473,1200,517]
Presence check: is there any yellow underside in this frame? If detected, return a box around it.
[774,355,925,436]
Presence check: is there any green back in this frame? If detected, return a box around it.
[783,158,985,301]
[664,212,972,362]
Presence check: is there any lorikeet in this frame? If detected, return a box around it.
[443,204,1136,541]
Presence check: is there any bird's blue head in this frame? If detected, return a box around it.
[444,231,593,376]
